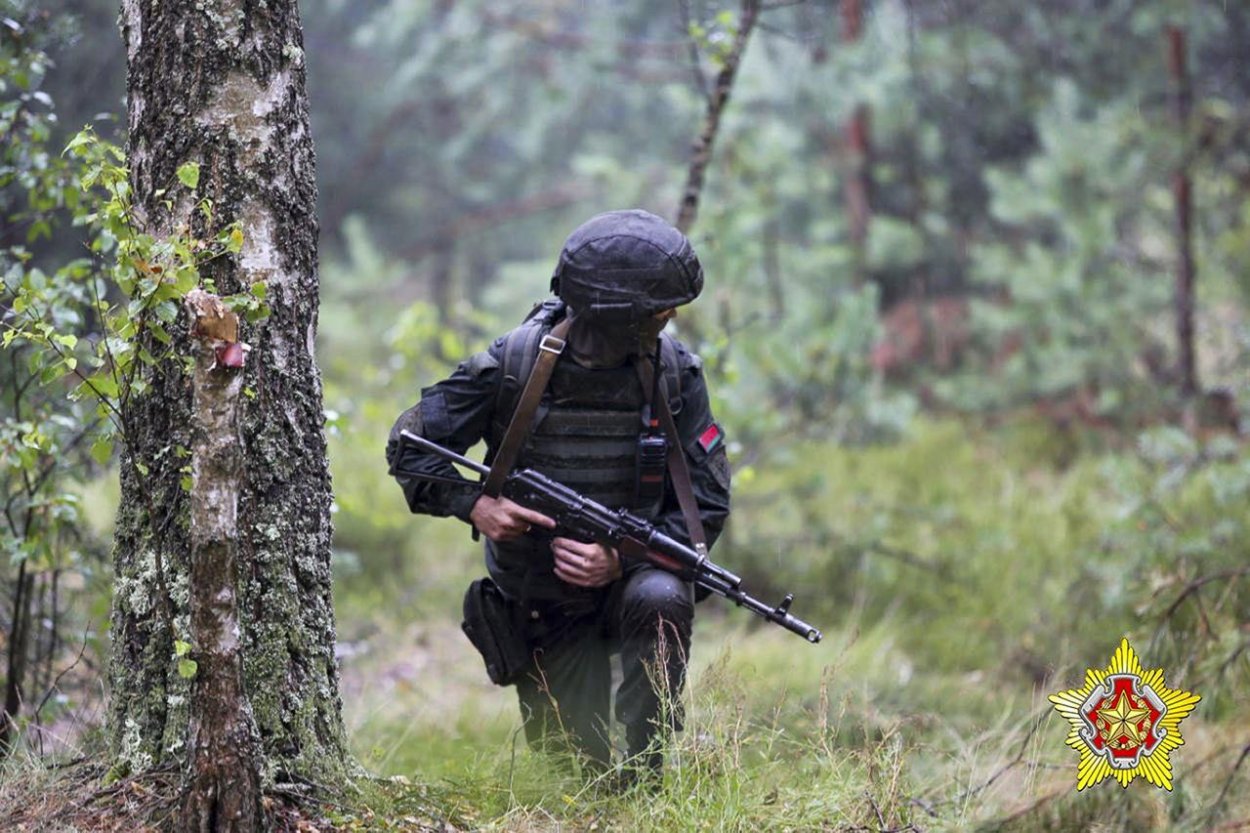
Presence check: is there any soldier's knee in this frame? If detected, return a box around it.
[620,569,694,629]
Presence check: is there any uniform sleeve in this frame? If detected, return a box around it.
[650,344,732,552]
[385,337,505,522]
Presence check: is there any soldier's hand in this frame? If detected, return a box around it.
[552,538,622,588]
[469,495,556,542]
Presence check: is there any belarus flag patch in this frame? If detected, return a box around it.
[698,423,723,453]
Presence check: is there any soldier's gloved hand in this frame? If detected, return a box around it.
[469,495,556,542]
[552,538,622,588]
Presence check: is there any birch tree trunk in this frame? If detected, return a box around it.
[110,0,347,786]
[180,291,262,830]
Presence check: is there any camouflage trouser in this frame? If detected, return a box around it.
[514,569,694,772]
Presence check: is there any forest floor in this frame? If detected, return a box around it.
[3,421,1250,831]
[331,612,1250,832]
[1,608,1247,831]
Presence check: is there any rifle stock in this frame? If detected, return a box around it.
[394,430,823,643]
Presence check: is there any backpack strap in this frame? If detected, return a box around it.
[498,300,564,420]
[483,313,572,497]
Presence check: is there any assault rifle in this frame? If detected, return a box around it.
[393,430,823,643]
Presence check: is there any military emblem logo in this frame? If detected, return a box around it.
[1049,638,1200,790]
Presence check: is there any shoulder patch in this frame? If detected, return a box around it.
[698,422,723,453]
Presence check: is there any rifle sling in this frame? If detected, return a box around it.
[482,316,572,498]
[634,355,708,554]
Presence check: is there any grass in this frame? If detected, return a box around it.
[335,604,1250,832]
[342,616,921,831]
[4,418,1247,830]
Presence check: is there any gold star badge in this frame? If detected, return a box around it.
[1049,638,1200,790]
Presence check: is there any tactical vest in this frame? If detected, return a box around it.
[488,300,683,508]
[484,300,684,603]
[517,357,644,510]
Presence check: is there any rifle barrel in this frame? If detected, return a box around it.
[697,572,823,643]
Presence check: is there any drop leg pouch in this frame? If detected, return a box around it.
[461,577,530,686]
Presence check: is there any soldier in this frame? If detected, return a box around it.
[386,209,732,783]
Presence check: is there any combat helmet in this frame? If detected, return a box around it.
[551,209,703,321]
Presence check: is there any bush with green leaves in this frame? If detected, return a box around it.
[1,13,262,752]
[1,12,112,751]
[1100,427,1250,715]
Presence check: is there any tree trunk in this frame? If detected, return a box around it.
[180,291,262,831]
[841,0,872,286]
[674,0,761,235]
[1,562,33,753]
[111,0,347,788]
[1167,25,1198,401]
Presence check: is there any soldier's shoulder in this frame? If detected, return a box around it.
[663,333,704,376]
[454,330,513,378]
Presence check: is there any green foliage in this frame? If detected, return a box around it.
[939,80,1174,416]
[724,420,1111,670]
[316,231,501,621]
[718,417,1244,707]
[174,161,199,191]
[687,8,743,69]
[5,127,255,440]
[0,14,114,750]
[34,0,1250,428]
[1099,427,1250,714]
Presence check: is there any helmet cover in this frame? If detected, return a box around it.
[551,209,703,321]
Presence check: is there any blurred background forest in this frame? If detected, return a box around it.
[2,0,1249,829]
